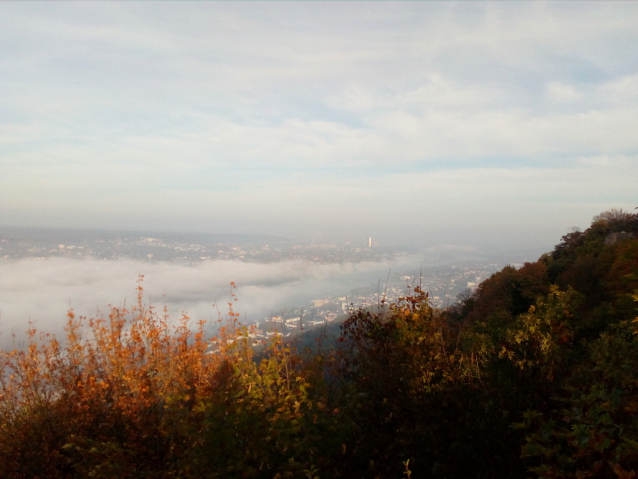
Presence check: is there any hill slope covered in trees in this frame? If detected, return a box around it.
[1,209,637,478]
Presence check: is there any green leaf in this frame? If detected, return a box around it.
[622,437,638,450]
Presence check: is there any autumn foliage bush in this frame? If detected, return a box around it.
[0,280,344,478]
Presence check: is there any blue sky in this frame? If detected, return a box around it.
[1,2,637,249]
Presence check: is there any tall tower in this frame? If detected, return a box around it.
[368,237,372,248]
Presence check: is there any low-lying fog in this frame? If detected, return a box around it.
[0,255,434,348]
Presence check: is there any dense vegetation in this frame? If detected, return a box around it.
[1,209,637,478]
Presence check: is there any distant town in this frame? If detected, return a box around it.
[0,226,397,264]
[249,259,501,345]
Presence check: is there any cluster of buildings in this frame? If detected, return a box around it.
[248,261,502,340]
[0,228,391,265]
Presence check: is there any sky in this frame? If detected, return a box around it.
[1,2,637,249]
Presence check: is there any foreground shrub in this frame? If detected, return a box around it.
[0,279,345,478]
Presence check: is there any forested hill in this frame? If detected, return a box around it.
[0,209,637,479]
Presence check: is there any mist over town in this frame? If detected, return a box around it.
[0,225,530,347]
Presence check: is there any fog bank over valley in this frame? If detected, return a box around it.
[0,246,521,348]
[0,256,405,342]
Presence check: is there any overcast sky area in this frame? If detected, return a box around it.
[2,2,637,249]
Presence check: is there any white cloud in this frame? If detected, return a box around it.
[545,82,582,103]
